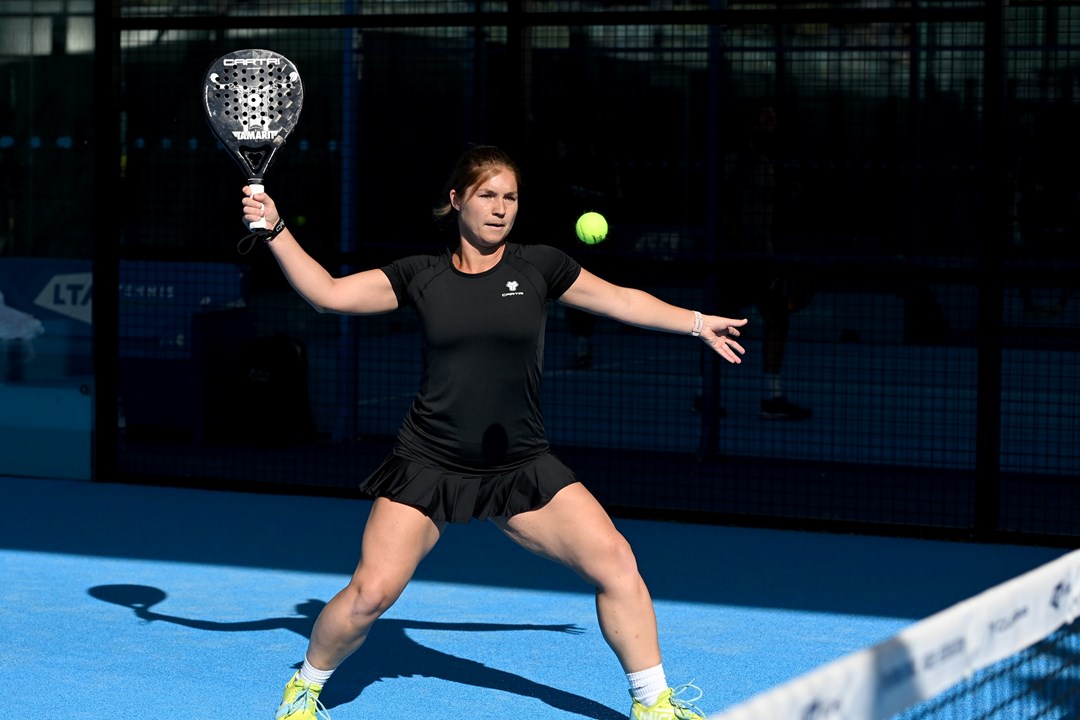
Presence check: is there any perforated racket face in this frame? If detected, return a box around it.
[202,49,304,181]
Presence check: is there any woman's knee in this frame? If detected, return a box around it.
[342,573,406,619]
[584,534,642,589]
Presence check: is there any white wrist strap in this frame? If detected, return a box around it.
[691,310,703,337]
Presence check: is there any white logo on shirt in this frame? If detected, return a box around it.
[502,280,524,298]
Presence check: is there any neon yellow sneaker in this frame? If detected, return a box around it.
[630,682,706,720]
[276,671,330,720]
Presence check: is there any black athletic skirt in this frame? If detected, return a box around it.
[359,450,579,524]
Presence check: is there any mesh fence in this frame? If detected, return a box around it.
[4,1,1077,539]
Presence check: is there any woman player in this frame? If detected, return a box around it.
[241,145,747,720]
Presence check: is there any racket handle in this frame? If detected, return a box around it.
[248,182,267,230]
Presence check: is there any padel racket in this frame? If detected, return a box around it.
[202,48,304,231]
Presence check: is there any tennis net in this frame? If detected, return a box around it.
[710,548,1080,720]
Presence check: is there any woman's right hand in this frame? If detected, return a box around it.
[241,185,281,230]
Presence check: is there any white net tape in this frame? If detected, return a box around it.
[709,548,1080,720]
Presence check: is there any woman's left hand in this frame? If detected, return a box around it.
[700,315,748,364]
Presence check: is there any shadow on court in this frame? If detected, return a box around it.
[87,584,625,720]
[4,476,1067,620]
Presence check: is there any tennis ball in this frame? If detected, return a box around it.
[575,211,608,245]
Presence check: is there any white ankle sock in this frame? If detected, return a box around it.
[627,663,668,706]
[299,655,334,686]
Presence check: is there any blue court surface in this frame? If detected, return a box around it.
[4,475,1067,719]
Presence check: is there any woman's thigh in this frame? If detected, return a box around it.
[350,497,445,599]
[492,483,637,585]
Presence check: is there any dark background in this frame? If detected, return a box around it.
[3,0,1078,545]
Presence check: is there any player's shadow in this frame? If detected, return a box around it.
[87,584,624,720]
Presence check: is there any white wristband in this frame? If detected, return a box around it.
[691,310,703,337]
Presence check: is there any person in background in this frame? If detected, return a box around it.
[720,104,813,420]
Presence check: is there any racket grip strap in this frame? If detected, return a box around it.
[236,218,286,255]
[263,217,287,243]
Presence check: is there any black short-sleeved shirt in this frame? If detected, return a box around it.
[381,243,581,474]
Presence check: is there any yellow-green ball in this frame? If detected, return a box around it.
[575,211,608,245]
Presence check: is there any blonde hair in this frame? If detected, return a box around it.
[432,145,521,220]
